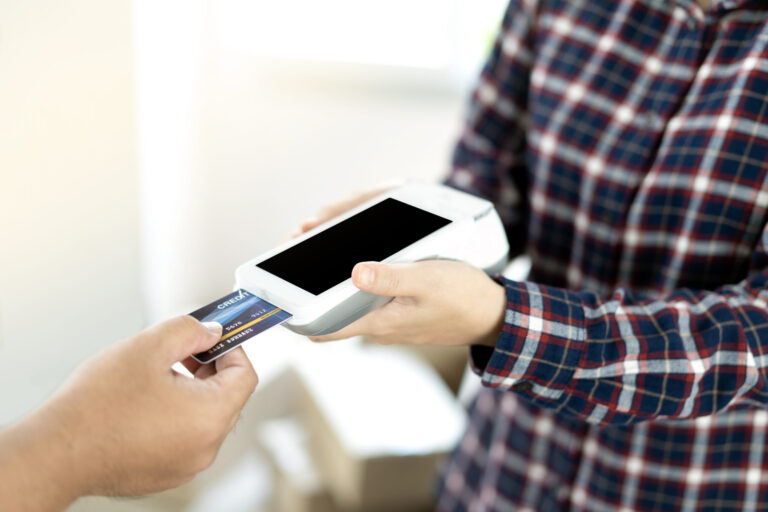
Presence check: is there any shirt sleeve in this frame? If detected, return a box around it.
[443,0,537,257]
[471,226,768,427]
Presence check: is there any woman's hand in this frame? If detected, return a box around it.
[310,260,506,347]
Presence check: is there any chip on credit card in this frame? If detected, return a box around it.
[189,289,292,364]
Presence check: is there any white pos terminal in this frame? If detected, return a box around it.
[234,182,510,336]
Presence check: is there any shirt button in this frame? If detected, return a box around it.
[512,381,533,392]
[600,211,613,223]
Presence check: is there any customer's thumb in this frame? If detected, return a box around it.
[142,316,223,366]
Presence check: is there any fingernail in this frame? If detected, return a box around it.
[357,264,375,287]
[202,321,222,337]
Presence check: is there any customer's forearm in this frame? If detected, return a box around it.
[0,406,86,512]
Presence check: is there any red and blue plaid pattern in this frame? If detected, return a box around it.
[437,0,768,510]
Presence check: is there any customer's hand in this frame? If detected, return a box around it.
[310,260,506,347]
[0,316,258,512]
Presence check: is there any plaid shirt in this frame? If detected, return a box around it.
[436,0,768,510]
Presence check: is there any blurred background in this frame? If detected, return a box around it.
[0,0,508,510]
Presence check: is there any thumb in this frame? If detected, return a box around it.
[351,262,424,297]
[140,316,223,366]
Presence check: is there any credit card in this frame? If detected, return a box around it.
[189,289,292,364]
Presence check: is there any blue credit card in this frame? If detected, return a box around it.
[189,289,292,364]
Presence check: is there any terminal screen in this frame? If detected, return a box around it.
[257,198,451,295]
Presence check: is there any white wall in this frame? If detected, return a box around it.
[0,0,143,423]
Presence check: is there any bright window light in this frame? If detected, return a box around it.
[214,0,508,76]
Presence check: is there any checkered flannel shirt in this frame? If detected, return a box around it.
[436,0,768,510]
